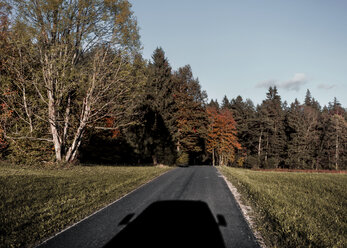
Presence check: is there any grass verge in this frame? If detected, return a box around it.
[0,164,172,247]
[219,167,347,248]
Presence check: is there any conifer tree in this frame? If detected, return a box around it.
[141,47,177,165]
[257,86,286,168]
[229,96,257,166]
[208,99,220,110]
[221,95,232,109]
[285,99,320,169]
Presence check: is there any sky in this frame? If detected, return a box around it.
[130,0,347,107]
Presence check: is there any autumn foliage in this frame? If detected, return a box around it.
[206,107,241,166]
[105,117,121,138]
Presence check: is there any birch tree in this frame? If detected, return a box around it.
[1,0,140,162]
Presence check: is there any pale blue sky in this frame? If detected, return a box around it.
[130,0,347,107]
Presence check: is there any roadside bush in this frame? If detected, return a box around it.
[7,140,54,165]
[244,155,259,168]
[176,152,189,165]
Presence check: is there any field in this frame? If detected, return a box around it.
[220,167,347,248]
[0,164,171,248]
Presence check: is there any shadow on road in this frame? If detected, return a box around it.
[103,200,226,248]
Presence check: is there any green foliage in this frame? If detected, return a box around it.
[0,164,171,247]
[257,86,287,168]
[225,88,347,170]
[128,47,177,165]
[0,0,141,163]
[220,167,347,248]
[176,152,189,165]
[243,155,259,169]
[7,140,55,165]
[285,99,320,169]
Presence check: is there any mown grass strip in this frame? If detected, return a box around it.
[220,167,347,248]
[0,165,172,248]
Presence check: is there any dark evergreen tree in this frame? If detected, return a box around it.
[285,99,320,169]
[229,96,257,167]
[257,86,286,168]
[221,95,232,109]
[208,99,220,110]
[304,89,312,106]
[143,47,177,165]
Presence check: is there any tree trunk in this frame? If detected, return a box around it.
[335,133,339,170]
[65,93,91,162]
[152,155,158,165]
[48,90,62,161]
[258,130,262,158]
[65,123,85,162]
[212,148,215,166]
[265,135,269,163]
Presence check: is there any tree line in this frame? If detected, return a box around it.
[0,0,346,169]
[217,88,347,170]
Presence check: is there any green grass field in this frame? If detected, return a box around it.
[0,164,171,248]
[220,167,347,248]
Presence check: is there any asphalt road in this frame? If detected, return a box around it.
[38,166,259,248]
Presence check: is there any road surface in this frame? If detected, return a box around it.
[39,166,259,248]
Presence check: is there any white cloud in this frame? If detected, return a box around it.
[256,79,278,89]
[281,73,308,91]
[256,73,308,92]
[317,83,336,90]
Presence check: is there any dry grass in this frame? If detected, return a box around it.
[220,167,347,248]
[0,164,171,247]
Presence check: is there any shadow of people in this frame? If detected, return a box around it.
[104,200,226,248]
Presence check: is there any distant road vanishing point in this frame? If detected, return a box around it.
[38,166,259,248]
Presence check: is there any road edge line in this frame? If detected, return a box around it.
[37,167,176,247]
[217,167,266,248]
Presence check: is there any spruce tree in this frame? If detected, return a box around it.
[230,96,257,166]
[143,47,177,165]
[208,99,220,109]
[257,86,286,168]
[221,95,232,109]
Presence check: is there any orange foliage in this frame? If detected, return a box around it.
[105,117,120,138]
[206,107,241,165]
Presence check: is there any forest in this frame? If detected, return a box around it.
[0,0,346,170]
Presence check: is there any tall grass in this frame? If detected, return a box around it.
[220,167,347,248]
[0,165,171,247]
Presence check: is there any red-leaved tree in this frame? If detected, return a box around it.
[207,107,241,166]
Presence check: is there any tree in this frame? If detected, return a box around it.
[1,0,141,162]
[257,86,286,168]
[206,107,241,166]
[0,1,13,158]
[285,99,320,169]
[208,99,220,110]
[173,65,208,164]
[0,102,11,157]
[304,89,312,106]
[319,99,347,170]
[230,96,257,166]
[134,48,177,165]
[221,95,231,109]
